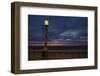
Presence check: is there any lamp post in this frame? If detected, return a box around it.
[42,19,48,59]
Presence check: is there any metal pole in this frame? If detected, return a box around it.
[42,19,48,59]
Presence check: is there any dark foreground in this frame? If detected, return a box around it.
[28,46,88,60]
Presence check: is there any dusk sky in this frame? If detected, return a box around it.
[28,15,88,43]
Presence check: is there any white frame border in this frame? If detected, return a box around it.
[20,6,95,70]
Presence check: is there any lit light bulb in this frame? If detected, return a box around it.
[44,19,48,26]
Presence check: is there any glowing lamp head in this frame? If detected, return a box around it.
[44,19,48,26]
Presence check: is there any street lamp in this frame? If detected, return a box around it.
[44,19,49,26]
[42,19,49,59]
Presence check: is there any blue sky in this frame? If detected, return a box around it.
[28,15,88,42]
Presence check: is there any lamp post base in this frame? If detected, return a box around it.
[42,47,48,59]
